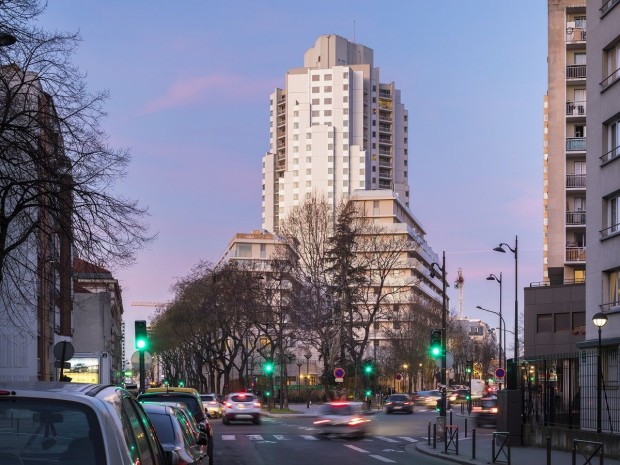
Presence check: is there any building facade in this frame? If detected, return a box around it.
[262,34,410,233]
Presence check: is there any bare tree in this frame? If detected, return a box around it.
[0,1,152,323]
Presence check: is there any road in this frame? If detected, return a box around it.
[212,407,483,465]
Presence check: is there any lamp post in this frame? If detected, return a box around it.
[296,361,303,403]
[486,272,504,371]
[592,312,608,433]
[494,236,518,389]
[476,306,507,387]
[430,251,447,418]
[419,363,423,390]
[305,353,311,408]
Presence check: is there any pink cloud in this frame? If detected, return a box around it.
[140,73,280,115]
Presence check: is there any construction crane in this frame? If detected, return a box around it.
[453,268,465,318]
[131,302,168,308]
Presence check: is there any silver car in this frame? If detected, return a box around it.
[313,401,371,438]
[0,381,175,465]
[222,392,262,425]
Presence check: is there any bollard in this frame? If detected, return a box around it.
[433,423,437,449]
[461,402,464,414]
[450,410,453,425]
[472,428,476,460]
[428,421,431,446]
[546,436,551,465]
[465,418,468,438]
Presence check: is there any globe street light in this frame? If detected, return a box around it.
[476,305,507,387]
[430,251,447,418]
[305,353,312,408]
[494,236,518,389]
[592,312,608,433]
[486,272,503,371]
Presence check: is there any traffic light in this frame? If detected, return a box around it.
[429,329,442,357]
[365,389,372,397]
[263,361,274,374]
[465,360,473,374]
[363,362,373,375]
[178,380,185,387]
[135,320,148,351]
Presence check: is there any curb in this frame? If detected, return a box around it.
[414,443,485,465]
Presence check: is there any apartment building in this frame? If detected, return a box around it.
[262,34,409,233]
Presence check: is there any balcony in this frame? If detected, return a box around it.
[379,124,391,133]
[379,159,391,168]
[566,27,586,43]
[565,246,586,262]
[379,136,392,144]
[566,137,586,152]
[379,111,392,122]
[566,173,585,188]
[566,210,586,225]
[566,64,586,79]
[566,101,586,116]
[379,89,392,98]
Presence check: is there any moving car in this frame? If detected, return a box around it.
[200,393,223,419]
[384,394,414,414]
[137,386,213,459]
[313,401,371,438]
[414,390,442,408]
[142,402,210,465]
[475,396,498,427]
[0,381,175,465]
[222,392,262,425]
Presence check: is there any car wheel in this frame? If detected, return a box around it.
[253,415,261,425]
[222,416,229,425]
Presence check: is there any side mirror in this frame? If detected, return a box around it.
[198,422,207,432]
[197,432,208,446]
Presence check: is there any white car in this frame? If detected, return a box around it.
[222,392,261,425]
[0,381,175,465]
[313,402,371,438]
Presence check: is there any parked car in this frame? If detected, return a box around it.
[313,401,371,438]
[414,390,442,408]
[200,393,223,418]
[474,396,498,427]
[222,392,262,425]
[71,363,89,372]
[137,386,213,453]
[384,394,414,414]
[142,402,210,465]
[0,381,175,465]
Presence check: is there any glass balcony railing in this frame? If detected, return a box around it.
[566,137,586,151]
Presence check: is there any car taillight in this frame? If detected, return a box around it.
[225,402,233,408]
[385,402,392,405]
[208,401,217,405]
[348,417,367,426]
[403,402,410,405]
[254,402,261,407]
[490,407,498,413]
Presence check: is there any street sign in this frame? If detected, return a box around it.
[53,341,75,361]
[53,361,70,369]
[395,373,403,381]
[334,367,345,378]
[495,368,506,379]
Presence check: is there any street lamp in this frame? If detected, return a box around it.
[430,251,447,418]
[305,353,311,408]
[592,312,608,433]
[0,32,16,47]
[494,236,518,387]
[296,361,303,403]
[476,306,507,386]
[486,272,504,372]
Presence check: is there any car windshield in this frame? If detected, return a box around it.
[0,398,104,464]
[481,399,497,409]
[201,395,216,402]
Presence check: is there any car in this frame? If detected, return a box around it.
[0,381,176,465]
[414,390,442,408]
[452,389,471,403]
[200,393,223,419]
[142,402,210,465]
[474,396,498,428]
[71,363,89,372]
[384,394,414,414]
[222,392,262,425]
[313,401,371,438]
[137,386,214,455]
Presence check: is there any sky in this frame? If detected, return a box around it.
[38,1,548,360]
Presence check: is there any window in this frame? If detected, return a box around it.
[324,98,332,104]
[324,110,332,116]
[306,157,311,163]
[236,243,252,258]
[312,98,320,105]
[604,117,620,162]
[343,96,348,103]
[312,75,319,81]
[306,181,311,187]
[602,43,620,89]
[343,72,349,78]
[306,133,312,139]
[393,321,401,330]
[312,86,320,93]
[572,311,585,331]
[324,86,332,92]
[294,122,299,129]
[306,145,311,151]
[554,313,570,332]
[537,314,553,333]
[324,74,332,81]
[312,110,320,117]
[293,134,299,141]
[294,110,299,117]
[608,195,620,234]
[609,270,620,307]
[343,84,349,91]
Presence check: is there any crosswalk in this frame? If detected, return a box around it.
[219,434,419,443]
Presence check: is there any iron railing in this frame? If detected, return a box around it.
[566,101,586,116]
[600,146,620,165]
[566,211,586,225]
[566,174,586,188]
[567,137,587,151]
[567,65,586,79]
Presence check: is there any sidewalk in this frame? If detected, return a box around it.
[262,401,325,418]
[413,413,620,465]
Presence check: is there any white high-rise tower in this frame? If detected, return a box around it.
[262,34,409,232]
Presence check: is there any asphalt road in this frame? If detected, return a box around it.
[212,407,481,465]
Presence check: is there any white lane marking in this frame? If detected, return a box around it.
[345,444,370,453]
[398,436,418,443]
[369,455,396,462]
[247,435,263,440]
[222,435,236,441]
[375,436,399,443]
[300,435,319,440]
[273,435,288,440]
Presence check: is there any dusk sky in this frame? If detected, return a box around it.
[39,1,548,359]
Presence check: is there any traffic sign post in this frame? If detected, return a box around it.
[334,367,345,383]
[495,368,505,390]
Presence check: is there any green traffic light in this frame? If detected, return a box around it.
[365,390,371,396]
[263,362,274,374]
[430,346,441,357]
[136,339,147,350]
[364,364,373,374]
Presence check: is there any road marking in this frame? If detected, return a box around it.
[369,455,396,462]
[273,435,288,440]
[375,436,399,443]
[300,435,318,440]
[247,435,263,441]
[345,444,370,453]
[221,435,236,441]
[398,437,418,443]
